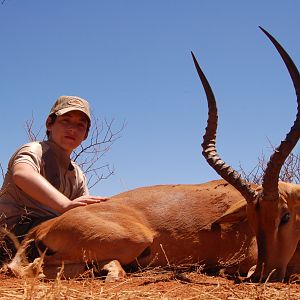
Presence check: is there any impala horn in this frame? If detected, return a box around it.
[192,26,300,203]
[191,52,257,203]
[259,26,300,201]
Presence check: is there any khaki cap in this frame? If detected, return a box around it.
[49,95,91,123]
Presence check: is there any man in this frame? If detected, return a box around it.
[0,95,108,244]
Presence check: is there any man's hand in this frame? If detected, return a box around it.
[62,195,109,212]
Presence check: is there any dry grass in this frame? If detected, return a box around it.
[0,267,300,299]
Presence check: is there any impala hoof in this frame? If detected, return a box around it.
[103,260,126,283]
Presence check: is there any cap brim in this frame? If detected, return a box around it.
[55,107,91,122]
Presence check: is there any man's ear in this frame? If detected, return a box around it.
[45,116,53,131]
[83,120,90,140]
[215,199,247,224]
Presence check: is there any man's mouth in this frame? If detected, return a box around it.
[65,135,76,141]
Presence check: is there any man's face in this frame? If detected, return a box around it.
[46,110,89,155]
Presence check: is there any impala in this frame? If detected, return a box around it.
[4,27,300,282]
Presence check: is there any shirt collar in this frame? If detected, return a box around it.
[45,140,74,171]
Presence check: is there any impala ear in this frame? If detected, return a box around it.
[276,182,300,208]
[288,184,300,208]
[215,199,247,224]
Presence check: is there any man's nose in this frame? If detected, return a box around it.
[66,123,76,131]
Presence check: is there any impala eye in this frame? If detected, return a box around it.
[280,212,291,226]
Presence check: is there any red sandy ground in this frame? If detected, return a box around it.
[0,269,299,299]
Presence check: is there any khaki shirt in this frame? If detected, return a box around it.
[0,140,89,230]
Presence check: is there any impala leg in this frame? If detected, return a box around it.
[41,259,126,281]
[42,262,87,279]
[102,260,126,282]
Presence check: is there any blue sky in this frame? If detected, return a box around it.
[0,1,300,196]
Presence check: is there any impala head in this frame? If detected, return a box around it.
[192,26,300,282]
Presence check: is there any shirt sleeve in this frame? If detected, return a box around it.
[10,142,42,173]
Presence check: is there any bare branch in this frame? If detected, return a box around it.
[72,117,126,190]
[24,114,44,142]
[23,114,125,190]
[86,164,115,189]
[239,140,300,185]
[0,163,5,180]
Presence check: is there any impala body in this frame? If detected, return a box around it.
[7,180,258,280]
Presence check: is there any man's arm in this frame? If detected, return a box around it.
[12,162,108,213]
